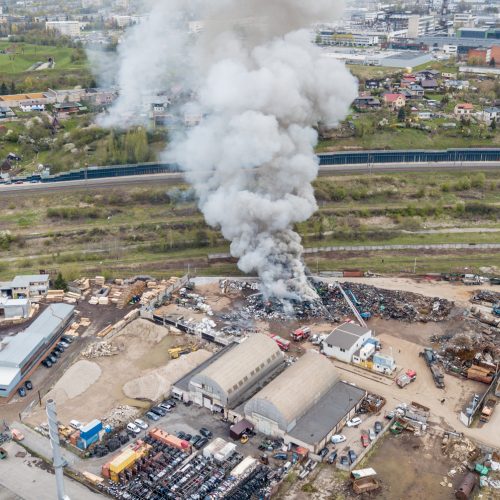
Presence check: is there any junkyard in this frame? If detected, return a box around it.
[0,272,499,499]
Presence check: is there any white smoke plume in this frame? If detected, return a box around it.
[99,0,358,301]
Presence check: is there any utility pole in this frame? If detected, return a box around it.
[46,399,70,500]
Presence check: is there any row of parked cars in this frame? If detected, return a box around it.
[41,336,74,368]
[177,427,213,450]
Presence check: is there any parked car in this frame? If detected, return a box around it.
[177,431,186,439]
[184,433,192,442]
[158,403,172,412]
[42,359,52,368]
[200,427,212,439]
[195,437,208,449]
[145,411,159,421]
[48,354,57,363]
[348,450,357,464]
[58,341,70,349]
[18,387,26,397]
[361,433,369,447]
[134,419,148,430]
[150,406,166,417]
[54,346,64,354]
[273,453,288,460]
[327,450,338,464]
[374,421,383,434]
[61,336,73,344]
[163,398,176,407]
[346,417,362,427]
[369,428,376,441]
[190,435,202,446]
[318,447,329,460]
[24,380,33,390]
[339,455,349,466]
[331,434,346,444]
[70,420,83,430]
[127,423,141,435]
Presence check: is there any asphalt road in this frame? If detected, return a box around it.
[1,161,499,195]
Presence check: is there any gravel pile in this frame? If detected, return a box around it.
[82,341,122,358]
[103,405,140,428]
[123,349,212,401]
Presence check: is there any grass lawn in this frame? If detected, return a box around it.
[0,42,85,75]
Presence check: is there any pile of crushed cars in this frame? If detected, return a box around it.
[233,279,454,323]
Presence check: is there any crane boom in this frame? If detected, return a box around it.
[334,282,367,328]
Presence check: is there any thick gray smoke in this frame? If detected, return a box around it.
[99,0,358,301]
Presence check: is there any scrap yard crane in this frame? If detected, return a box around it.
[332,282,368,328]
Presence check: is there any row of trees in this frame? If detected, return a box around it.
[105,128,152,165]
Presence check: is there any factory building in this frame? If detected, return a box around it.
[243,352,366,453]
[322,323,372,363]
[0,297,30,320]
[0,304,74,398]
[175,334,285,411]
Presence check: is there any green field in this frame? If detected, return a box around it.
[1,170,500,281]
[0,42,86,75]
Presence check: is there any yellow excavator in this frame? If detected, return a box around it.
[168,344,198,359]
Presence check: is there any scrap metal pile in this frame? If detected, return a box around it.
[229,280,454,323]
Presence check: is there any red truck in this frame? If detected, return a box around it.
[269,334,290,352]
[291,327,311,342]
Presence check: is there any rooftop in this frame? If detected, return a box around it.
[11,274,49,288]
[288,381,366,446]
[0,303,74,369]
[0,93,46,101]
[325,323,371,350]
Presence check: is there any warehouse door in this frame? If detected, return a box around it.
[255,415,275,436]
[203,396,212,410]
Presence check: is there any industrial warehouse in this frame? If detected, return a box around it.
[241,351,366,453]
[172,333,285,410]
[0,303,74,398]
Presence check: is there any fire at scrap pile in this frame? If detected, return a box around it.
[219,279,454,323]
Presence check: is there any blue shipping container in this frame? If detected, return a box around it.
[80,419,102,440]
[77,432,99,450]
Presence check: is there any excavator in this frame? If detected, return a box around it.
[168,344,198,359]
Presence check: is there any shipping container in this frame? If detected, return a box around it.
[148,428,190,450]
[109,449,137,474]
[77,432,99,450]
[80,419,102,440]
[343,270,364,278]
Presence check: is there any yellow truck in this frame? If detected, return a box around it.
[168,344,198,359]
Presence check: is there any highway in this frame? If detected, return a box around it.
[1,161,499,195]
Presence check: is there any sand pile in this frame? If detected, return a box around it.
[44,360,101,404]
[115,318,169,343]
[123,349,212,401]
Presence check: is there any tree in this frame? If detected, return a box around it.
[10,82,15,94]
[490,57,496,67]
[491,119,497,131]
[397,107,406,122]
[53,272,68,292]
[0,82,7,95]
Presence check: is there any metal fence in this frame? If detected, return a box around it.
[12,148,500,184]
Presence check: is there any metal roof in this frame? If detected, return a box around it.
[194,334,283,395]
[244,351,339,427]
[324,323,371,350]
[288,381,366,446]
[0,303,74,369]
[11,274,49,288]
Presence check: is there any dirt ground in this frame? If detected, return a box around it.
[25,319,194,427]
[367,432,465,500]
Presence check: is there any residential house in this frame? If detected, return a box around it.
[364,79,382,89]
[1,275,50,299]
[416,69,440,80]
[408,84,425,98]
[0,106,15,119]
[481,107,500,124]
[454,103,474,117]
[383,93,406,109]
[353,95,381,109]
[444,79,469,91]
[54,102,86,114]
[20,103,45,112]
[420,79,439,92]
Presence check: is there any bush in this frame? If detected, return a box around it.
[47,207,103,220]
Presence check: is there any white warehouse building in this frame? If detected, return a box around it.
[322,323,372,363]
[243,351,366,453]
[187,334,284,411]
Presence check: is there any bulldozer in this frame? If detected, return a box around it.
[168,344,198,359]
